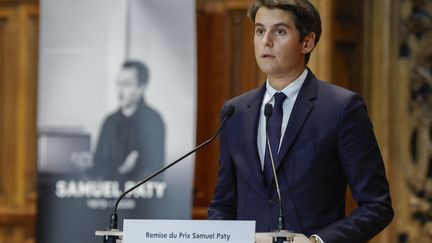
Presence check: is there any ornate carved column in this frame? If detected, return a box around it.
[399,0,432,242]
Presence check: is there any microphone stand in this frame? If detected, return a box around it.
[101,106,235,243]
[266,138,290,243]
[264,104,292,243]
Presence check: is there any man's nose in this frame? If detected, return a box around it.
[262,31,273,47]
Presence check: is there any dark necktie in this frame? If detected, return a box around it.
[263,92,287,187]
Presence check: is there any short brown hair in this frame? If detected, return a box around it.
[248,0,322,64]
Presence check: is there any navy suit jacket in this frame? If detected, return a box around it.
[208,71,393,243]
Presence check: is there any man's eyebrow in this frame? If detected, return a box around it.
[254,22,290,28]
[274,23,290,28]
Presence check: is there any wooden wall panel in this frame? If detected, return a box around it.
[357,0,398,242]
[194,7,230,216]
[226,8,262,95]
[0,11,7,205]
[193,1,262,219]
[0,3,18,209]
[308,0,334,82]
[0,1,38,243]
[22,3,38,205]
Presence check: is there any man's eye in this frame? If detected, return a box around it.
[275,29,286,35]
[256,28,265,35]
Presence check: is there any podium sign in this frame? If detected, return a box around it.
[123,220,255,243]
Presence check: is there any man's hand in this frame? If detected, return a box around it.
[309,235,323,243]
[118,150,139,174]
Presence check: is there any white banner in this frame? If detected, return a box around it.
[37,1,196,243]
[123,220,256,243]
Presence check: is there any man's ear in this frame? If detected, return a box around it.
[302,32,316,54]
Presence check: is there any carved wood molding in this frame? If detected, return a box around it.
[197,0,253,12]
[0,207,35,226]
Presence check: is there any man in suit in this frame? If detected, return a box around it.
[208,1,394,242]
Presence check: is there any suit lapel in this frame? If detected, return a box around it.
[241,84,267,191]
[276,71,318,169]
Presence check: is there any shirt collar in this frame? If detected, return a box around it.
[264,69,308,104]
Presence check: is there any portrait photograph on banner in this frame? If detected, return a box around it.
[36,0,196,242]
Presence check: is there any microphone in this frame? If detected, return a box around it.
[264,103,287,243]
[103,105,235,242]
[264,103,273,118]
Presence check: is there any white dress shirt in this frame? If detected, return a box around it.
[257,69,308,169]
